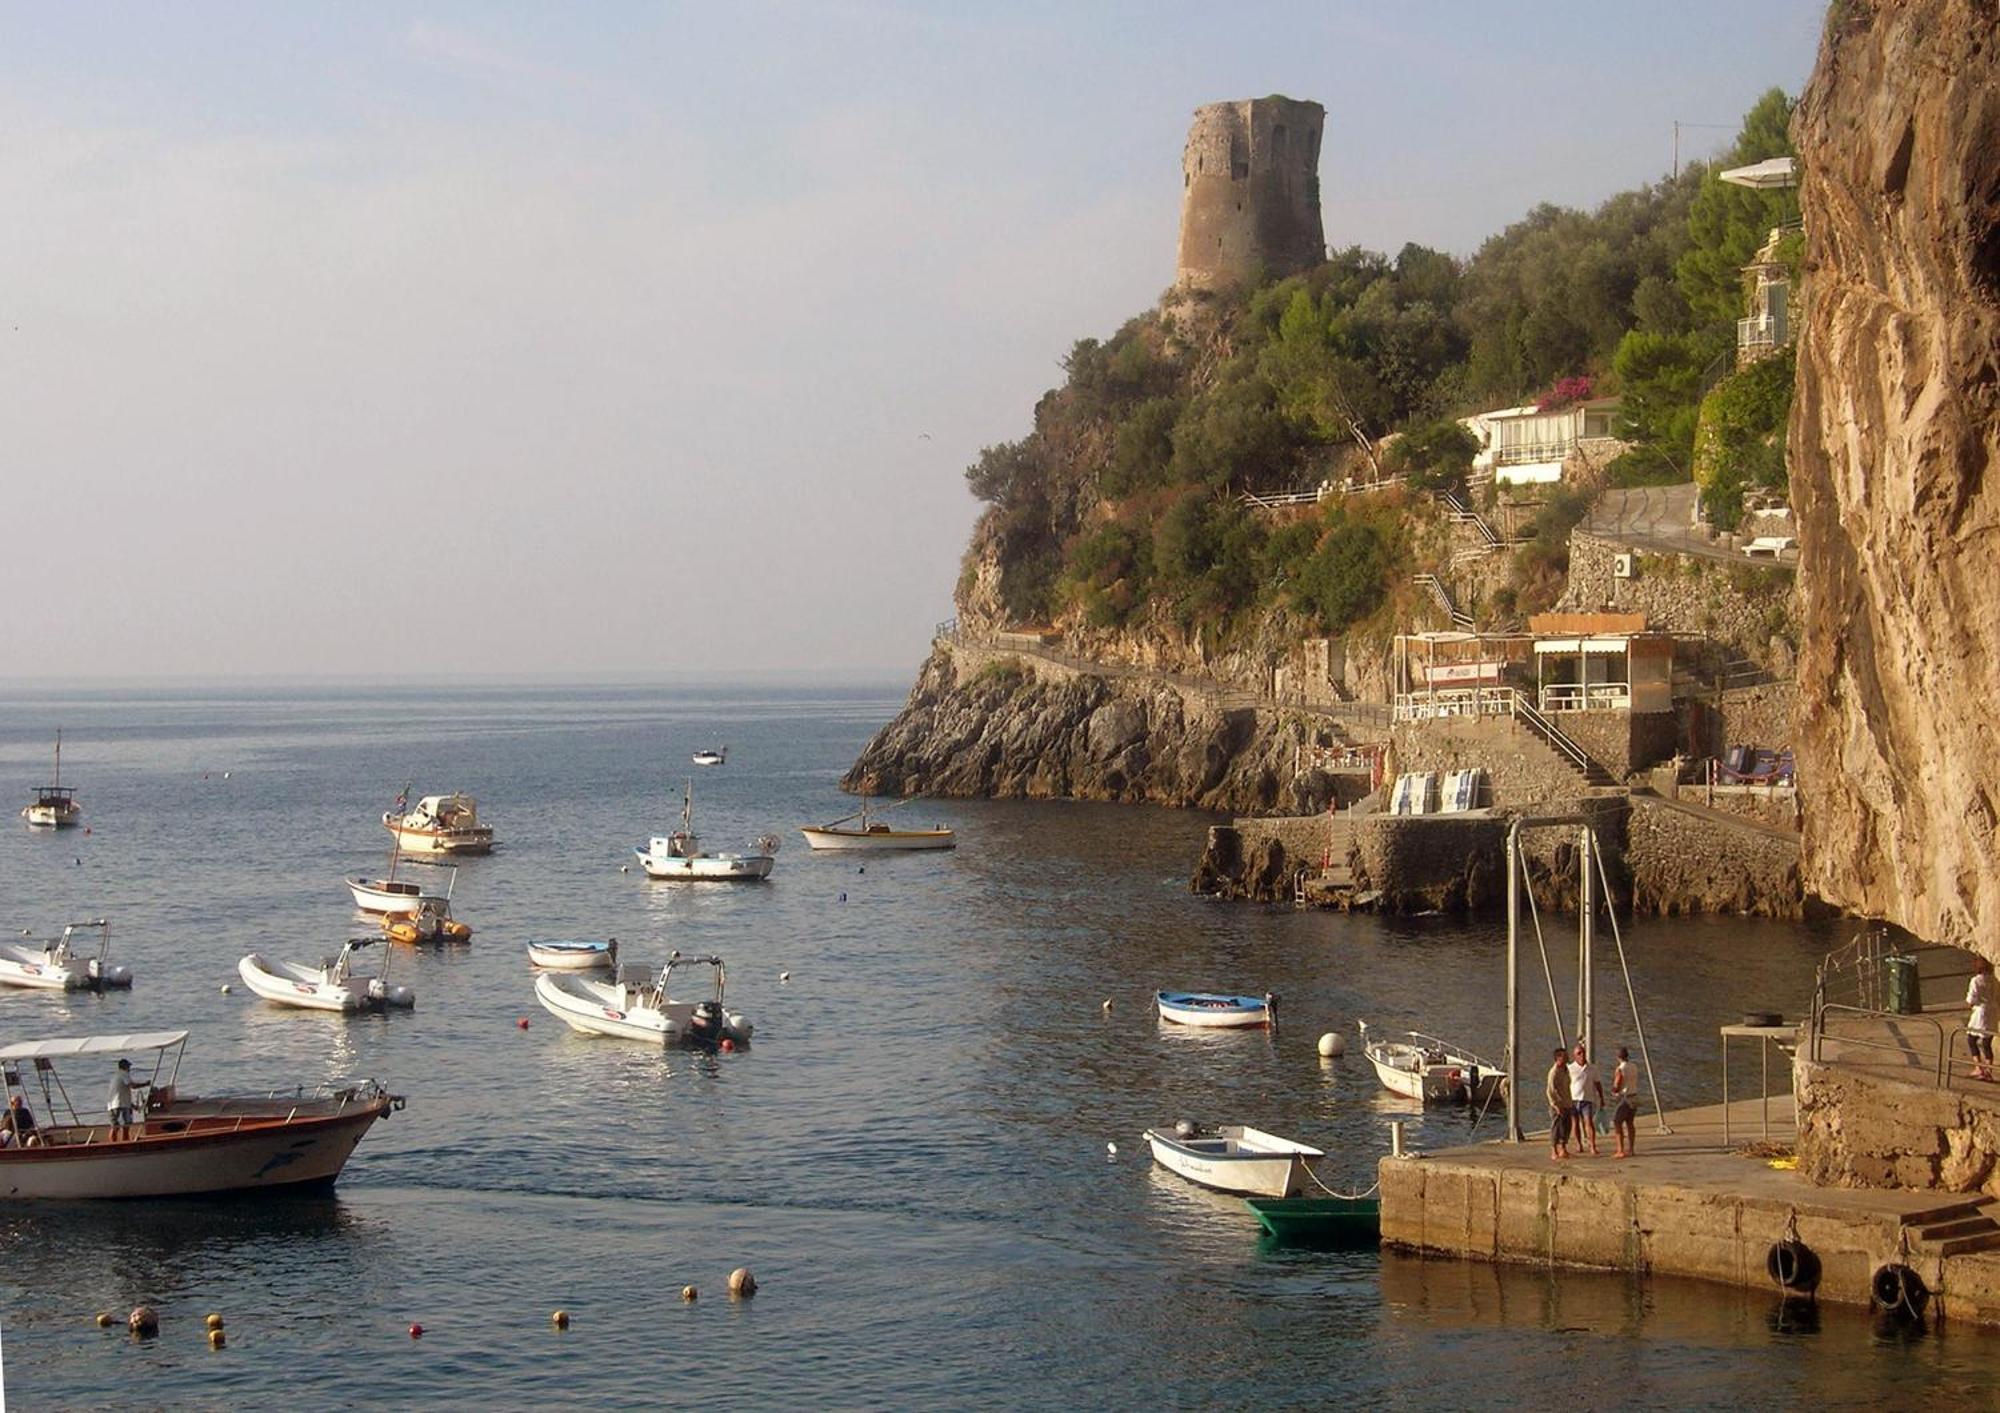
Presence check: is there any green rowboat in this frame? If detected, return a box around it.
[1244,1195,1381,1247]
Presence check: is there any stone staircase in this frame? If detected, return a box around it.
[1907,1199,2000,1258]
[1439,490,1504,553]
[1513,695,1617,787]
[1295,815,1358,907]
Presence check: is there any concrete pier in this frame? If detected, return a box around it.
[1378,1094,2000,1325]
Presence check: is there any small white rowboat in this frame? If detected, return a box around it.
[527,939,618,971]
[1359,1021,1506,1106]
[1144,1123,1326,1198]
[1156,991,1273,1028]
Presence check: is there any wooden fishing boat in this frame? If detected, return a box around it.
[1143,1123,1324,1198]
[1156,991,1273,1028]
[1359,1021,1506,1105]
[21,731,81,829]
[526,939,618,971]
[800,798,954,852]
[238,939,413,1013]
[0,1031,402,1198]
[382,790,494,855]
[636,781,776,880]
[533,952,751,1048]
[0,921,132,992]
[345,852,450,914]
[1244,1195,1381,1247]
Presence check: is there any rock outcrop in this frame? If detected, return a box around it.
[1790,0,2000,954]
[842,646,1314,813]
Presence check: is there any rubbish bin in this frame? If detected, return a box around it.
[1885,954,1923,1015]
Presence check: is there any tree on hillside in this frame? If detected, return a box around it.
[1675,88,1800,333]
[1385,418,1479,495]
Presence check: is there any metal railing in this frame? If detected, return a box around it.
[1539,682,1633,713]
[1805,932,1984,1087]
[934,617,959,643]
[1392,686,1520,723]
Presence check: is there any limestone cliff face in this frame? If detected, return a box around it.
[841,647,1312,813]
[1791,0,2000,952]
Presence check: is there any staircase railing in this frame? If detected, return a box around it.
[1413,573,1474,630]
[1512,691,1604,780]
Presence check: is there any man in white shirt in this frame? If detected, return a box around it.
[1568,1042,1604,1156]
[107,1058,138,1141]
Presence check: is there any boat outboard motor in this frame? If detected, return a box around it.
[688,999,725,1047]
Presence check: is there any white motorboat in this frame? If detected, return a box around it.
[1359,1021,1506,1106]
[1156,991,1273,1028]
[1143,1122,1326,1198]
[527,939,618,970]
[382,790,494,855]
[636,781,776,881]
[691,747,728,767]
[0,1031,401,1198]
[21,731,81,829]
[534,952,752,1048]
[238,939,414,1013]
[0,921,132,992]
[800,798,954,852]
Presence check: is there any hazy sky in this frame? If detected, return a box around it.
[0,2,1826,680]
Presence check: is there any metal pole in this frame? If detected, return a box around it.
[1580,826,1595,1060]
[1506,821,1520,1142]
[1593,841,1671,1134]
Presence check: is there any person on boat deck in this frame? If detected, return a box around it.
[1569,1042,1604,1156]
[107,1059,140,1140]
[1968,958,1996,1082]
[1546,1048,1572,1161]
[2,1094,37,1147]
[1611,1046,1639,1159]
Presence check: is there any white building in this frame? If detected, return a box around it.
[1464,397,1622,486]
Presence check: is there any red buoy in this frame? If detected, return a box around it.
[517,1018,530,1029]
[720,1038,736,1053]
[409,1323,424,1338]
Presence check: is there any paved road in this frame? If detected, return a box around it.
[1584,484,1795,567]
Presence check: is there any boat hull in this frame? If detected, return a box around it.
[383,821,492,855]
[1245,1196,1381,1247]
[1144,1130,1317,1198]
[238,955,363,1012]
[22,806,81,829]
[0,1099,389,1199]
[1364,1042,1505,1106]
[635,849,774,881]
[346,878,438,913]
[799,827,954,852]
[533,972,750,1047]
[1156,992,1270,1028]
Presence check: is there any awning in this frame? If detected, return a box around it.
[1719,156,1798,189]
[1534,638,1634,655]
[1495,460,1563,485]
[0,1031,189,1063]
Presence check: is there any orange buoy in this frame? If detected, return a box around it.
[205,1313,225,1331]
[208,1328,226,1349]
[94,1312,113,1328]
[551,1310,570,1329]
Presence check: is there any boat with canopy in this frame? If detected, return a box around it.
[382,788,494,855]
[0,1031,401,1198]
[21,731,80,829]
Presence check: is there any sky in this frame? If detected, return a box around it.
[0,2,1828,681]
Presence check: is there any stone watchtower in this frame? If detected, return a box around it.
[1175,96,1325,290]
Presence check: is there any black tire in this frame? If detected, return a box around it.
[1766,1239,1822,1294]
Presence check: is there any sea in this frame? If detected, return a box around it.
[0,680,1987,1409]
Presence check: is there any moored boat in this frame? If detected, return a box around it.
[691,747,728,767]
[533,952,751,1048]
[1156,991,1273,1028]
[0,921,132,992]
[636,781,776,880]
[21,731,81,829]
[382,790,494,855]
[345,853,450,915]
[799,799,953,852]
[1359,1021,1506,1105]
[526,938,618,970]
[1244,1195,1382,1247]
[0,1031,401,1198]
[1143,1122,1324,1198]
[239,940,413,1013]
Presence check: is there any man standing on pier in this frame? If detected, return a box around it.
[1547,1048,1573,1160]
[1569,1042,1605,1156]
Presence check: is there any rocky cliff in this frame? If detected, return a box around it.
[842,645,1324,813]
[1790,0,2000,953]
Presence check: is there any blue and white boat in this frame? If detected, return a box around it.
[526,939,618,971]
[1155,991,1272,1028]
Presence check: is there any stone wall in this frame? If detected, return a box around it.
[1560,531,1795,661]
[1389,717,1590,809]
[1557,710,1678,780]
[1673,785,1802,831]
[1625,796,1808,918]
[1797,1060,2000,1197]
[1353,815,1510,912]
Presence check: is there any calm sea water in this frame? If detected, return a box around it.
[0,681,1987,1409]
